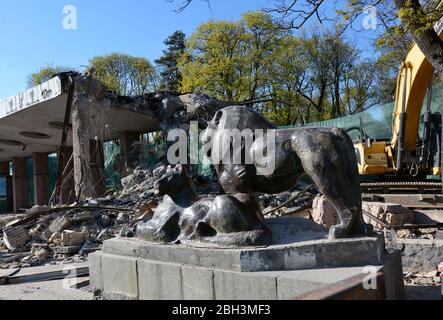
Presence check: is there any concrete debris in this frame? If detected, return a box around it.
[362,202,414,229]
[260,187,316,218]
[311,195,339,228]
[3,227,30,251]
[0,215,22,230]
[42,216,72,241]
[404,271,441,287]
[52,246,82,254]
[0,166,174,269]
[61,230,87,247]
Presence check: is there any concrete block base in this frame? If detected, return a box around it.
[90,218,404,300]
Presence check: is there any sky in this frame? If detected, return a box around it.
[0,0,379,100]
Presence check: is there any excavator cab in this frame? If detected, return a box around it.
[351,117,394,176]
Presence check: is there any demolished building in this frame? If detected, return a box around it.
[0,71,228,212]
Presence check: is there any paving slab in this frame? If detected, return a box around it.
[0,278,93,300]
[5,262,89,285]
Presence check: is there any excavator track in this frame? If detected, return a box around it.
[360,181,442,193]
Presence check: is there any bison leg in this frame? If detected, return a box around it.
[291,128,373,239]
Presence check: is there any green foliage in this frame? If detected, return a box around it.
[89,53,157,96]
[155,30,186,92]
[179,12,382,125]
[179,19,249,101]
[27,63,72,88]
[179,12,287,102]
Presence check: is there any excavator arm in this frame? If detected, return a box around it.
[390,31,441,170]
[356,9,443,177]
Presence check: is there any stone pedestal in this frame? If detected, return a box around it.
[90,217,404,300]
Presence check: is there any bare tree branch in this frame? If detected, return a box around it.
[168,0,210,12]
[263,0,328,29]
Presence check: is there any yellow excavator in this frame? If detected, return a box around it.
[354,16,443,180]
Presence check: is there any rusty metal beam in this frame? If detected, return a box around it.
[294,272,386,300]
[53,73,76,205]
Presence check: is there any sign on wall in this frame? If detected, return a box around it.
[0,77,63,119]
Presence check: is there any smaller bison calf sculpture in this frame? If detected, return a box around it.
[136,164,271,247]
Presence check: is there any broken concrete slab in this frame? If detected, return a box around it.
[70,211,100,224]
[5,262,89,285]
[42,216,72,240]
[3,226,29,251]
[0,268,20,285]
[414,210,443,224]
[61,230,87,246]
[311,195,339,228]
[52,246,82,254]
[362,202,414,228]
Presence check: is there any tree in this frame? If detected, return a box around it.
[343,60,379,114]
[155,31,186,92]
[260,35,308,125]
[89,53,157,96]
[179,18,249,101]
[179,11,380,123]
[171,0,443,72]
[27,63,72,87]
[179,12,286,102]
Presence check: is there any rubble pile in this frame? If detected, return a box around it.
[115,163,167,206]
[362,202,415,228]
[404,271,441,287]
[0,200,158,269]
[0,163,225,270]
[260,184,317,218]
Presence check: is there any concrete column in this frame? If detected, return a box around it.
[32,153,50,206]
[120,131,140,170]
[59,147,76,205]
[12,158,29,213]
[71,77,110,201]
[0,161,9,176]
[90,140,106,197]
[0,161,13,212]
